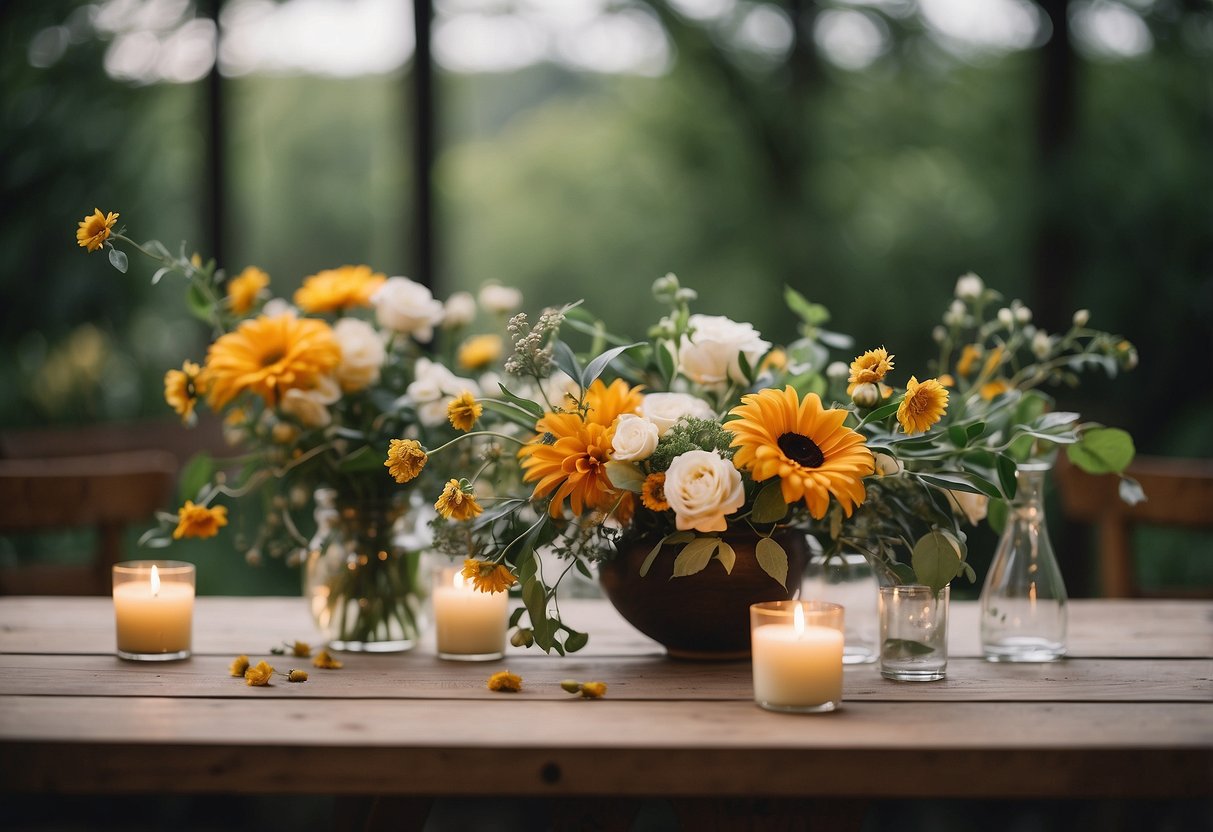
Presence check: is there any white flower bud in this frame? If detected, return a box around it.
[1073,309,1090,327]
[932,325,947,343]
[1014,304,1032,324]
[478,283,523,315]
[997,307,1014,328]
[851,382,880,409]
[1032,330,1052,359]
[954,272,984,300]
[443,291,477,328]
[826,361,850,380]
[944,299,967,326]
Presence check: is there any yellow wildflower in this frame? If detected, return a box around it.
[956,344,982,377]
[288,670,308,683]
[244,660,274,686]
[435,479,483,521]
[980,379,1012,400]
[163,360,204,425]
[982,345,1005,378]
[229,655,250,677]
[487,670,522,692]
[291,640,312,658]
[937,374,956,388]
[759,349,787,373]
[641,472,669,512]
[202,314,340,409]
[897,376,949,435]
[173,500,228,540]
[313,650,343,669]
[447,391,483,432]
[226,266,270,316]
[461,559,517,594]
[580,681,607,699]
[385,438,427,483]
[271,423,298,445]
[294,265,386,313]
[76,209,118,252]
[848,347,894,385]
[457,334,503,371]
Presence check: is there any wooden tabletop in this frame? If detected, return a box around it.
[0,596,1210,799]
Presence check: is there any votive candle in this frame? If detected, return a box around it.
[751,600,844,713]
[112,561,195,661]
[432,565,509,661]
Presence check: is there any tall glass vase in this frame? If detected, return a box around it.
[803,552,879,664]
[979,461,1067,662]
[304,489,431,652]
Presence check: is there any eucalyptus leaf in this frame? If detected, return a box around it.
[563,630,589,653]
[639,537,666,577]
[996,454,1019,500]
[605,461,645,493]
[143,239,172,259]
[496,383,545,420]
[552,340,582,387]
[107,247,128,273]
[751,482,789,523]
[151,266,171,285]
[883,638,936,659]
[671,537,718,578]
[480,399,540,429]
[911,531,964,595]
[1067,427,1136,474]
[755,537,789,588]
[581,342,644,389]
[715,541,737,575]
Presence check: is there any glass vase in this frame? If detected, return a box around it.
[879,584,949,681]
[979,461,1068,662]
[802,552,878,664]
[304,489,431,652]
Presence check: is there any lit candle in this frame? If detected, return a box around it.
[432,567,509,660]
[751,601,845,713]
[112,561,195,661]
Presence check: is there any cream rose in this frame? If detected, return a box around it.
[478,283,522,314]
[332,317,385,392]
[407,357,480,427]
[664,450,745,533]
[280,375,341,429]
[640,392,715,437]
[611,414,660,462]
[373,276,444,341]
[947,490,989,525]
[677,314,771,387]
[443,291,477,328]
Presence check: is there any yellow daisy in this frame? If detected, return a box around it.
[76,209,118,252]
[519,412,617,518]
[897,376,949,435]
[164,360,204,425]
[461,559,517,594]
[172,500,228,539]
[385,438,427,483]
[457,334,503,371]
[728,386,874,519]
[640,472,669,512]
[435,479,483,521]
[293,265,386,313]
[583,378,643,427]
[201,314,340,408]
[848,347,894,385]
[447,391,483,432]
[226,266,270,316]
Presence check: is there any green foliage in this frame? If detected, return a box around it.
[647,417,735,472]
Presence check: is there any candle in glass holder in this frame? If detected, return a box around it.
[112,561,195,661]
[750,600,844,713]
[432,566,509,660]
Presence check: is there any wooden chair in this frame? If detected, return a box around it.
[1055,454,1213,598]
[0,450,176,595]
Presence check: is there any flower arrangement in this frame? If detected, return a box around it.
[79,209,519,649]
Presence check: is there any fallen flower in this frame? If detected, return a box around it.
[288,670,308,683]
[487,670,522,692]
[229,655,250,677]
[313,650,343,669]
[245,660,274,686]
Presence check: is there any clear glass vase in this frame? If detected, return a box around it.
[879,584,949,681]
[304,489,431,652]
[979,461,1068,662]
[802,552,879,664]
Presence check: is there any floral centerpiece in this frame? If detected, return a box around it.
[78,208,518,651]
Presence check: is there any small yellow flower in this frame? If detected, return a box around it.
[457,334,503,370]
[937,374,956,388]
[226,266,270,316]
[164,360,204,425]
[244,660,274,686]
[897,376,949,435]
[641,472,669,512]
[447,391,483,432]
[385,438,427,483]
[294,265,386,313]
[461,559,517,594]
[76,209,118,252]
[271,422,299,445]
[848,347,894,385]
[313,650,343,669]
[956,344,982,377]
[435,479,483,521]
[288,670,308,683]
[173,500,228,540]
[229,655,250,677]
[759,349,787,373]
[980,379,1012,400]
[981,345,1005,378]
[291,640,312,658]
[487,670,522,692]
[580,681,607,699]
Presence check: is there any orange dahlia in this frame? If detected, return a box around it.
[583,378,642,427]
[519,411,618,518]
[202,314,340,409]
[293,265,386,313]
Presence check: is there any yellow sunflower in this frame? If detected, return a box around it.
[897,376,949,435]
[457,334,503,371]
[385,438,428,483]
[76,209,118,252]
[435,479,483,521]
[293,265,386,313]
[164,360,204,425]
[848,347,894,385]
[728,386,874,519]
[201,314,340,409]
[226,266,270,316]
[447,391,483,432]
[519,411,617,518]
[641,472,669,512]
[173,500,228,540]
[583,378,643,427]
[461,559,517,593]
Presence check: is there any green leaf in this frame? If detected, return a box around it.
[655,339,676,383]
[508,606,526,627]
[151,266,172,285]
[911,531,964,595]
[605,461,645,493]
[522,578,549,646]
[948,425,968,448]
[858,398,902,427]
[563,630,589,653]
[551,340,582,387]
[496,383,544,420]
[751,482,789,523]
[882,638,935,659]
[987,499,1008,535]
[966,422,987,441]
[479,399,540,430]
[639,538,665,577]
[573,558,593,580]
[755,537,789,588]
[784,286,830,326]
[671,537,718,578]
[996,454,1019,500]
[143,239,172,259]
[1067,427,1136,475]
[178,453,215,502]
[917,472,1000,498]
[1035,411,1081,430]
[715,541,736,575]
[889,562,917,585]
[1118,475,1146,506]
[107,247,128,273]
[581,342,644,389]
[185,280,211,322]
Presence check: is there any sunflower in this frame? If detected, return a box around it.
[164,360,204,425]
[583,378,643,427]
[457,334,503,371]
[385,438,427,483]
[226,266,270,316]
[897,376,949,434]
[728,386,874,519]
[293,265,386,313]
[848,347,894,385]
[519,412,617,518]
[641,472,669,512]
[201,314,340,409]
[461,559,517,593]
[447,391,482,432]
[76,209,118,252]
[435,479,483,521]
[173,500,228,539]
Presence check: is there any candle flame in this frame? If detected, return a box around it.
[793,603,805,636]
[453,571,466,590]
[150,564,160,597]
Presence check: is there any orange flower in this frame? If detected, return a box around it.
[435,479,484,521]
[980,379,1012,400]
[519,412,617,519]
[583,378,642,427]
[244,660,274,686]
[956,344,982,377]
[848,347,894,385]
[487,670,522,692]
[226,266,270,316]
[641,472,669,512]
[294,265,386,313]
[164,360,204,425]
[447,391,483,432]
[313,650,343,669]
[385,438,427,483]
[202,314,340,408]
[461,559,517,593]
[173,500,228,539]
[76,209,118,252]
[897,376,949,435]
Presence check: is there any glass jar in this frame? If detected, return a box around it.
[879,584,949,682]
[802,552,878,664]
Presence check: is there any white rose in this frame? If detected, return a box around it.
[373,276,444,341]
[611,414,660,462]
[954,272,984,299]
[443,291,477,328]
[407,357,480,427]
[677,314,771,387]
[261,298,297,318]
[280,375,341,429]
[478,283,522,314]
[664,450,745,533]
[640,392,714,437]
[947,490,989,525]
[332,317,385,392]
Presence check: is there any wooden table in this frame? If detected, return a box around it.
[1,596,1210,825]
